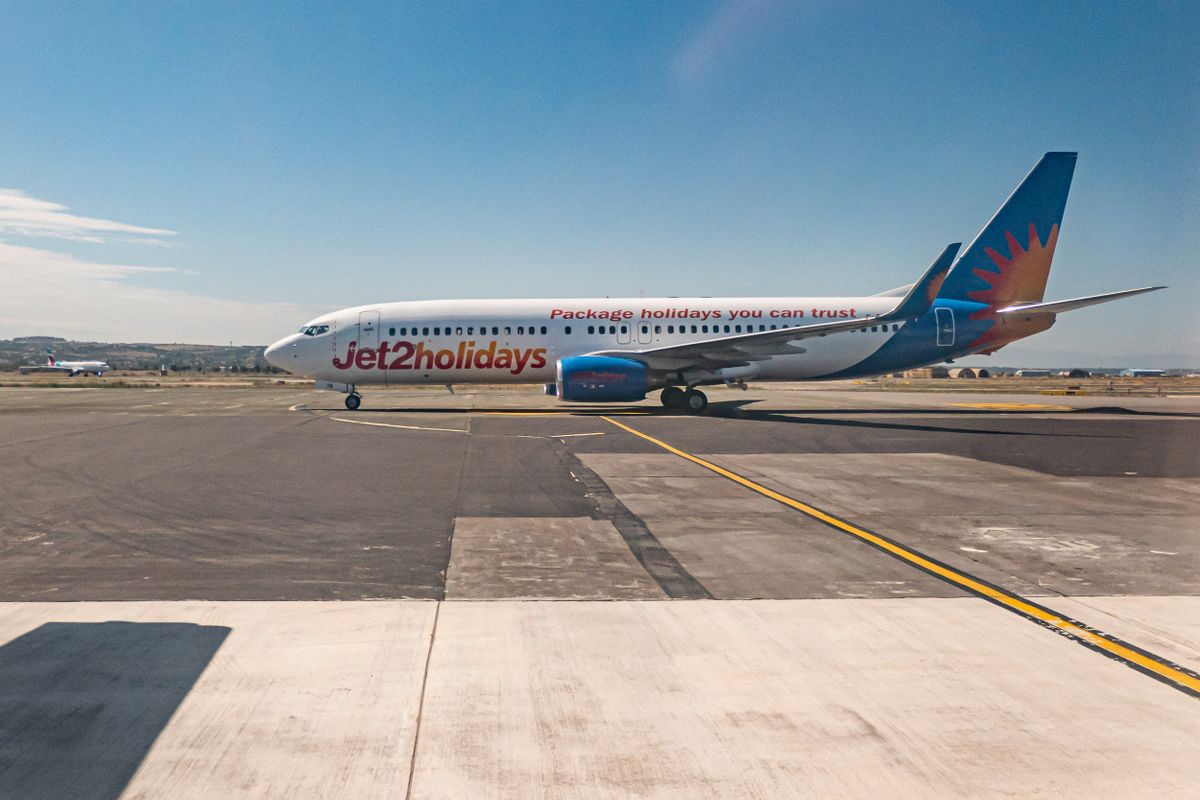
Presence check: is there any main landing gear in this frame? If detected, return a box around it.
[660,386,707,414]
[344,392,362,411]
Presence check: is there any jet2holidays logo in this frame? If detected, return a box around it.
[334,339,547,375]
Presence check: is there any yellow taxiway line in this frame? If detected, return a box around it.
[600,415,1200,699]
[949,402,1074,411]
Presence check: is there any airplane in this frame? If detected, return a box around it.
[19,350,112,377]
[265,152,1164,413]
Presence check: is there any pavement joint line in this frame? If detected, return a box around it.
[599,415,1200,699]
[405,601,441,800]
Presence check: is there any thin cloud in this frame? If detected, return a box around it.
[0,240,316,345]
[0,188,176,243]
[671,0,787,85]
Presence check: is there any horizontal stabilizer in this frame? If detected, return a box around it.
[871,283,914,298]
[998,286,1165,315]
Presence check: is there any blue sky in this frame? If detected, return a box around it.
[1,1,1197,365]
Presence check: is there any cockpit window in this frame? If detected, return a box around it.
[298,324,330,336]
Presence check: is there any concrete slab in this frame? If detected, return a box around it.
[595,475,788,519]
[445,517,666,600]
[0,601,434,800]
[571,452,717,478]
[411,599,1200,799]
[579,453,1200,599]
[637,516,962,599]
[1049,595,1200,674]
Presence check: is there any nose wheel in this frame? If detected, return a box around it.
[344,392,362,411]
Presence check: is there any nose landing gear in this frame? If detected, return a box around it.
[344,392,362,411]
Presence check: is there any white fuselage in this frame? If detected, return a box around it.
[266,296,906,386]
[57,360,110,373]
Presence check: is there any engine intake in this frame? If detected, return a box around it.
[556,356,648,402]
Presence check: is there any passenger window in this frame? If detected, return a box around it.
[654,325,661,334]
[702,325,709,333]
[609,325,616,334]
[587,325,595,335]
[505,326,512,335]
[565,325,572,334]
[467,327,474,335]
[433,327,440,336]
[399,327,406,336]
[620,325,627,334]
[871,326,878,332]
[893,324,900,331]
[723,325,730,333]
[540,326,547,334]
[641,325,648,334]
[759,325,765,331]
[667,325,674,334]
[422,327,429,336]
[389,327,395,336]
[734,325,741,333]
[770,325,777,330]
[690,325,697,333]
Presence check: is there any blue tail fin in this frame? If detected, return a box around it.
[938,152,1076,307]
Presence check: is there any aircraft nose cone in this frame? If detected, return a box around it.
[264,338,288,370]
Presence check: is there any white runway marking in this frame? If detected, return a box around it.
[288,403,308,411]
[329,417,468,434]
[514,432,606,439]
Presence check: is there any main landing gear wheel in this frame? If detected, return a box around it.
[660,386,685,409]
[344,393,362,411]
[683,389,708,413]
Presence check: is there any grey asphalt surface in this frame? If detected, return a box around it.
[0,385,1197,601]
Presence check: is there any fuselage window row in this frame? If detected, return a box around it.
[377,319,896,341]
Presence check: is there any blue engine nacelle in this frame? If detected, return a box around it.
[556,356,648,402]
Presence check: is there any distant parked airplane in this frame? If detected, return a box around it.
[266,153,1164,412]
[19,350,112,377]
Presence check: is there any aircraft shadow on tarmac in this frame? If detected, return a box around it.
[703,404,1120,437]
[305,400,1144,437]
[0,621,229,800]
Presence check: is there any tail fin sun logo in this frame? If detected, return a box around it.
[969,222,1059,309]
[966,222,1059,352]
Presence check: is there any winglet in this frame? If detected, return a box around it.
[884,243,961,320]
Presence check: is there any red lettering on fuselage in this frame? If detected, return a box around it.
[333,340,357,370]
[333,340,547,376]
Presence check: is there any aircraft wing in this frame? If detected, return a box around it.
[998,286,1165,315]
[587,243,960,373]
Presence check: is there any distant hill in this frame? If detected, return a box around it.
[0,337,281,373]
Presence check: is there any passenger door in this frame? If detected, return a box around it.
[617,323,631,345]
[935,307,955,347]
[636,322,652,344]
[359,310,380,350]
